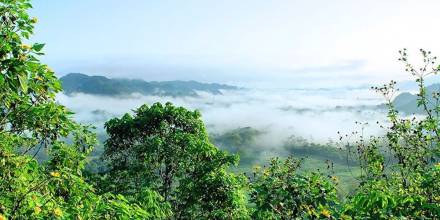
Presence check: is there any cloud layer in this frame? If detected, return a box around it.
[58,87,388,146]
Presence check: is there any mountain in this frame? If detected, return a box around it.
[393,83,440,114]
[60,73,239,97]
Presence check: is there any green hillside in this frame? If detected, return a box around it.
[60,73,239,97]
[393,83,440,114]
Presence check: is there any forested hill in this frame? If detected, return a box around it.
[60,73,239,97]
[392,83,440,114]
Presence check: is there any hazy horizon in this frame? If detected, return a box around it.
[30,0,440,87]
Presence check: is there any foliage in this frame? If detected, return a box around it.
[93,190,172,220]
[340,49,440,219]
[0,0,166,219]
[101,102,250,218]
[250,157,339,219]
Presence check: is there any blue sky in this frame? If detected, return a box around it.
[30,0,440,87]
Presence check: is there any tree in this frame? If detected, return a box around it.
[0,1,168,219]
[102,102,250,218]
[341,49,440,219]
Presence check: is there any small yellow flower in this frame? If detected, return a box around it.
[306,207,312,215]
[34,206,41,214]
[320,209,331,218]
[331,176,339,183]
[21,44,31,50]
[46,66,54,72]
[0,214,6,220]
[50,171,60,178]
[263,169,270,176]
[53,207,63,217]
[31,17,38,23]
[340,214,352,220]
[18,54,27,61]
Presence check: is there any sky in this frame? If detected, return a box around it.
[30,0,440,87]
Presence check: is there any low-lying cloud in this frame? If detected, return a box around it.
[57,87,388,146]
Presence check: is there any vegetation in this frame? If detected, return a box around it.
[339,49,440,218]
[98,103,249,218]
[0,0,439,219]
[0,1,170,219]
[211,127,264,166]
[393,83,440,114]
[250,157,339,219]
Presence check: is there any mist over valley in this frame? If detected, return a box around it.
[58,73,391,145]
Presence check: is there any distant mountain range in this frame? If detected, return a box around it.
[393,84,440,114]
[60,73,239,97]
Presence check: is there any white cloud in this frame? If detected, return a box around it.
[57,88,387,145]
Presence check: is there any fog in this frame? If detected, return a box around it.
[57,87,389,147]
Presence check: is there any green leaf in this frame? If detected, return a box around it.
[18,74,28,93]
[32,43,45,52]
